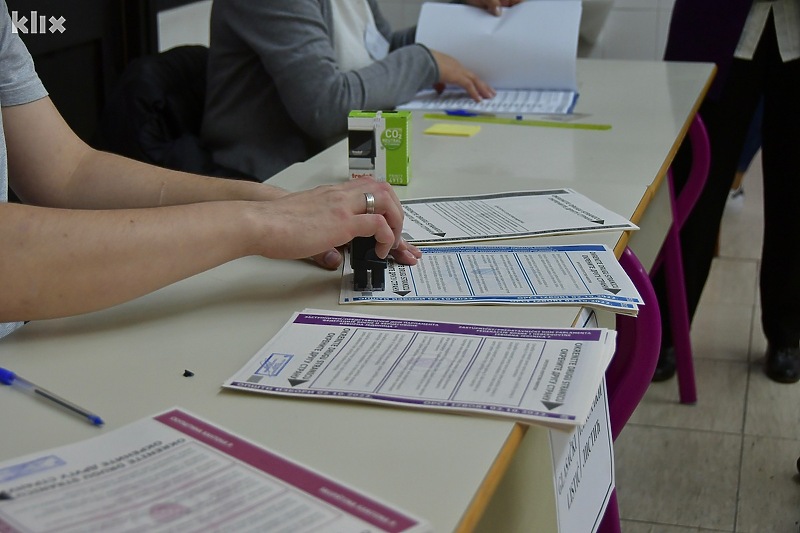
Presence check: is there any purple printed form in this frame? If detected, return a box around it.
[0,408,430,533]
[294,312,603,341]
[156,409,424,533]
[225,310,617,428]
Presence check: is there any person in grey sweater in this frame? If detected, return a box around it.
[202,0,520,182]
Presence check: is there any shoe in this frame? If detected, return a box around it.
[764,345,800,384]
[651,345,676,382]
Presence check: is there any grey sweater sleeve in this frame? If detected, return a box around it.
[223,0,438,140]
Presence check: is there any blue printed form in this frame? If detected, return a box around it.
[340,244,643,316]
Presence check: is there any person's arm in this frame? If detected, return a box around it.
[371,0,512,102]
[224,0,437,141]
[1,97,418,322]
[9,100,284,209]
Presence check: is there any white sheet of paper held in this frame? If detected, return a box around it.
[399,2,582,114]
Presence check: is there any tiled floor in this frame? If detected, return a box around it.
[614,153,800,532]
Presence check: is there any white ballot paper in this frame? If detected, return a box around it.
[399,1,581,114]
[397,87,578,115]
[224,309,617,428]
[341,244,644,316]
[400,189,638,244]
[550,308,614,533]
[0,408,431,533]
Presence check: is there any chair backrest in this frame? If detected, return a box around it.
[606,247,662,440]
[600,117,708,533]
[93,45,220,176]
[598,247,663,533]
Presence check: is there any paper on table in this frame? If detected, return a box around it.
[339,244,644,316]
[400,2,582,115]
[224,309,617,428]
[548,307,615,533]
[424,123,482,136]
[399,189,638,245]
[402,88,578,115]
[0,408,431,533]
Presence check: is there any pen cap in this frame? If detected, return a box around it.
[0,367,16,385]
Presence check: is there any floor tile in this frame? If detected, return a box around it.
[735,435,800,532]
[615,425,740,530]
[690,301,755,363]
[748,307,767,364]
[718,196,764,262]
[612,147,797,532]
[621,521,729,532]
[630,358,747,433]
[744,363,800,441]
[697,258,759,308]
[718,152,763,262]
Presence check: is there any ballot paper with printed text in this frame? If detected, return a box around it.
[0,408,431,533]
[224,310,617,428]
[399,1,582,114]
[341,244,644,316]
[400,189,638,245]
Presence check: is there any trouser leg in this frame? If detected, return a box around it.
[759,51,800,348]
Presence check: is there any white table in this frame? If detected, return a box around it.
[0,59,713,532]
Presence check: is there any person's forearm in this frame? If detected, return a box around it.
[0,201,257,321]
[5,98,289,209]
[44,149,287,209]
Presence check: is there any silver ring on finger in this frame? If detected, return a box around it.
[364,192,376,215]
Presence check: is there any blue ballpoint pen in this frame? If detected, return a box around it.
[444,109,496,117]
[0,367,104,426]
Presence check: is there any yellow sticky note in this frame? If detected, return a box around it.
[424,123,481,137]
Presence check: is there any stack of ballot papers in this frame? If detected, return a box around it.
[0,408,432,533]
[360,189,645,316]
[341,244,645,316]
[398,1,582,115]
[224,309,617,429]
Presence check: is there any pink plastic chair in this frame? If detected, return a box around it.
[607,247,663,439]
[598,116,709,531]
[598,246,663,533]
[650,114,711,404]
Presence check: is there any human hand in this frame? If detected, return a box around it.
[430,50,495,101]
[307,239,421,271]
[463,0,523,16]
[250,178,421,268]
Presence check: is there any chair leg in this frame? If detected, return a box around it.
[662,226,697,404]
[596,490,621,533]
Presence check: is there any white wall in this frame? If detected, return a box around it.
[373,0,676,60]
[157,0,674,61]
[157,0,212,52]
[586,0,675,60]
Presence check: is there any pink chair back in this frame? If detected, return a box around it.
[598,246,662,533]
[607,247,663,440]
[599,115,710,531]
